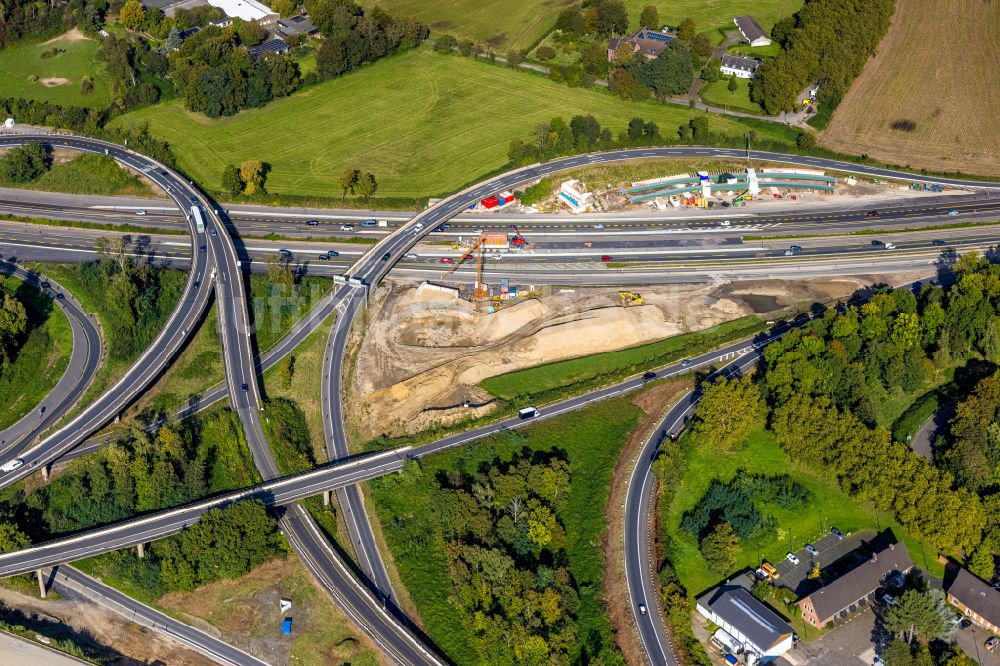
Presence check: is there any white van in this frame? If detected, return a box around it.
[1,458,24,473]
[518,407,539,420]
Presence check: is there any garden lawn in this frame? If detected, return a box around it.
[368,396,644,663]
[700,77,762,115]
[625,0,803,35]
[663,427,943,605]
[481,315,764,399]
[0,277,72,431]
[0,31,111,107]
[112,48,793,199]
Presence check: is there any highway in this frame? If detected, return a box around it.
[0,264,100,458]
[0,136,213,487]
[1,138,998,665]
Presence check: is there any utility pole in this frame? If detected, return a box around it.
[745,131,751,160]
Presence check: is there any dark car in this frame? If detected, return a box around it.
[642,371,657,381]
[306,219,319,226]
[55,293,64,300]
[381,252,391,261]
[433,225,446,232]
[867,210,880,218]
[932,239,946,246]
[209,227,218,236]
[241,383,249,392]
[40,281,50,289]
[199,245,207,253]
[318,254,331,260]
[790,245,802,252]
[190,195,198,203]
[326,250,339,258]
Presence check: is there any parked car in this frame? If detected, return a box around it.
[985,637,998,652]
[873,656,885,666]
[761,562,779,579]
[805,544,818,556]
[831,527,844,540]
[754,568,769,581]
[882,594,897,606]
[786,552,800,565]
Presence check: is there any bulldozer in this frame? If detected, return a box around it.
[619,291,643,306]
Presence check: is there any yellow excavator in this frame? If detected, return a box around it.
[620,291,643,306]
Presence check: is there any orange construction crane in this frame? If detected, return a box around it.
[442,233,489,299]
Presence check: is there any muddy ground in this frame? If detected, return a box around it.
[346,274,915,441]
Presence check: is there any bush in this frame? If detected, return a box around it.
[434,34,457,54]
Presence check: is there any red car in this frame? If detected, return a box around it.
[601,255,613,262]
[439,257,455,264]
[867,210,880,218]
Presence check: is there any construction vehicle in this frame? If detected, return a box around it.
[619,291,643,306]
[442,232,489,300]
[508,225,527,249]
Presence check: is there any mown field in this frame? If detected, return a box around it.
[0,31,111,107]
[623,0,801,35]
[112,48,793,199]
[820,0,1000,177]
[699,77,761,115]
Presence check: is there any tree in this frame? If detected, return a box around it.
[280,354,294,389]
[234,18,267,46]
[968,547,996,581]
[221,164,243,197]
[535,45,556,61]
[580,40,608,75]
[0,522,29,553]
[505,49,525,67]
[640,5,659,29]
[700,521,741,573]
[677,17,696,41]
[883,589,954,643]
[339,167,359,197]
[0,141,49,183]
[80,76,95,95]
[355,171,377,199]
[458,39,474,56]
[638,40,693,96]
[270,0,295,16]
[727,75,738,92]
[693,375,764,450]
[797,131,817,148]
[883,637,913,666]
[120,0,146,31]
[627,117,645,141]
[692,32,713,62]
[239,159,265,195]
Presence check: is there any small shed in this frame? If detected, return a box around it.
[281,618,292,635]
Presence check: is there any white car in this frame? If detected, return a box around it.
[720,219,731,226]
[0,458,24,473]
[884,242,897,250]
[491,253,502,260]
[883,594,897,606]
[786,552,800,565]
[404,253,418,259]
[135,209,147,216]
[593,223,605,229]
[339,224,354,232]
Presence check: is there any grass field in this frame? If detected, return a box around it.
[368,396,643,662]
[480,315,764,399]
[112,48,792,199]
[663,427,943,629]
[624,0,801,34]
[0,31,111,107]
[28,154,153,197]
[820,0,1000,177]
[700,77,762,114]
[0,277,71,431]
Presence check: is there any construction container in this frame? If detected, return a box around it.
[482,195,499,208]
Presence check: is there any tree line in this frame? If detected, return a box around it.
[750,0,895,115]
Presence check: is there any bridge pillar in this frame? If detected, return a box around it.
[36,569,46,598]
[136,542,145,559]
[322,490,331,506]
[40,464,50,482]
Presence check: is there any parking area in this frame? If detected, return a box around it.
[769,529,874,596]
[776,607,876,666]
[954,625,1000,666]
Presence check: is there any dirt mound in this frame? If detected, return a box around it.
[41,28,88,45]
[347,277,875,441]
[40,78,69,87]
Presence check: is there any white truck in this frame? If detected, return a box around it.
[518,407,539,420]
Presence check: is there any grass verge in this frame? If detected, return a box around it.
[27,154,154,197]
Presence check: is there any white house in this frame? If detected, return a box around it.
[696,584,794,663]
[205,0,278,28]
[720,54,761,79]
[734,15,771,47]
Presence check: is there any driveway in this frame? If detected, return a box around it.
[955,624,1000,665]
[777,608,877,666]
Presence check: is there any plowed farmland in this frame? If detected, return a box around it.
[820,0,1000,176]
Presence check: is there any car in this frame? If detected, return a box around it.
[784,249,795,256]
[754,568,769,581]
[720,219,731,226]
[959,619,972,629]
[306,219,319,226]
[318,254,331,260]
[790,245,802,252]
[724,655,739,666]
[381,252,391,261]
[433,225,446,232]
[439,257,455,264]
[190,195,198,203]
[442,223,451,229]
[473,228,484,234]
[873,656,885,666]
[136,209,147,216]
[932,239,947,246]
[681,359,692,367]
[948,209,960,216]
[40,281,50,289]
[199,245,206,253]
[831,527,844,540]
[413,222,424,231]
[601,255,613,262]
[339,224,354,232]
[805,544,818,555]
[786,552,800,565]
[209,227,217,236]
[361,219,378,227]
[55,293,64,300]
[986,637,999,653]
[867,210,880,218]
[882,594,897,606]
[241,383,249,392]
[761,562,779,579]
[638,603,647,616]
[642,371,657,381]
[491,253,502,260]
[0,458,23,473]
[884,242,896,250]
[593,223,605,229]
[404,253,418,259]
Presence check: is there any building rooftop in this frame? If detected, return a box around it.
[277,13,318,36]
[734,15,768,43]
[806,542,914,622]
[721,54,760,73]
[248,38,289,60]
[947,568,1000,628]
[697,585,793,651]
[205,0,275,22]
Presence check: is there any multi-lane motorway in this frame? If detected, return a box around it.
[0,135,998,666]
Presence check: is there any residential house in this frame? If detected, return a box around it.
[205,0,279,29]
[946,567,1000,633]
[797,542,914,628]
[607,27,673,62]
[247,38,290,61]
[276,13,319,40]
[720,54,761,79]
[696,584,795,662]
[734,15,771,47]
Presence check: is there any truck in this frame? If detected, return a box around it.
[190,205,205,233]
[518,407,539,420]
[0,458,24,473]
